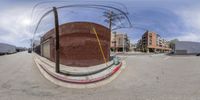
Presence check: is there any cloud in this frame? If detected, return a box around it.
[175,6,200,31]
[171,5,200,42]
[1,0,200,46]
[176,33,200,42]
[0,7,33,47]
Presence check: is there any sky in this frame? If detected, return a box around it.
[0,0,200,47]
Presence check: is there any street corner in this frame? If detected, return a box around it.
[33,53,125,89]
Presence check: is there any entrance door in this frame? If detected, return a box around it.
[42,39,51,59]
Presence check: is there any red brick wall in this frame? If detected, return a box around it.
[151,32,157,48]
[41,22,110,67]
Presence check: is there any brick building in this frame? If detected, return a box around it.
[110,32,130,52]
[137,31,171,53]
[174,41,200,55]
[40,22,110,67]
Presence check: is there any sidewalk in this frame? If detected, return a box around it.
[33,53,126,88]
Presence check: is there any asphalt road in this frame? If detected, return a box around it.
[0,52,200,100]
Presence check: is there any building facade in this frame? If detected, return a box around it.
[137,31,171,53]
[129,43,137,51]
[0,43,16,55]
[174,41,200,55]
[110,32,130,52]
[40,22,110,67]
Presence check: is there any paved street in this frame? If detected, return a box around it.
[1,52,200,100]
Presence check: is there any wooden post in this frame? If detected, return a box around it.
[53,7,60,73]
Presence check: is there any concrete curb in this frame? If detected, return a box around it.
[33,55,126,88]
[34,53,114,75]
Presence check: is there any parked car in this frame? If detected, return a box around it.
[196,53,200,56]
[28,48,32,53]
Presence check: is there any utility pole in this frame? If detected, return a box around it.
[108,11,113,54]
[114,32,117,52]
[108,11,114,52]
[123,34,125,53]
[108,11,112,32]
[53,7,60,73]
[104,11,125,53]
